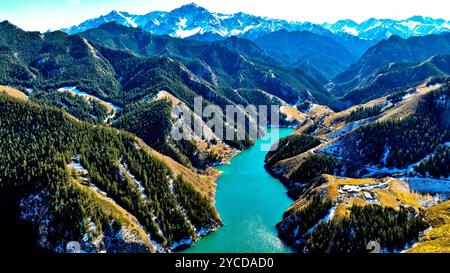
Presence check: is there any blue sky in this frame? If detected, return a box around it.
[1,0,449,31]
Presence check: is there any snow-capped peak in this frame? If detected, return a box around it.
[61,4,450,41]
[323,16,450,40]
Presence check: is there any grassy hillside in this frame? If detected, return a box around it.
[0,85,28,100]
[408,200,450,253]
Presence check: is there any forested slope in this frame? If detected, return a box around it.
[0,95,221,252]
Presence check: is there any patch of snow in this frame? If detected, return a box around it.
[116,11,137,27]
[400,20,421,30]
[133,142,141,150]
[196,226,214,237]
[81,218,105,253]
[58,86,122,123]
[68,155,89,178]
[402,93,412,101]
[230,29,241,36]
[381,146,390,165]
[305,206,336,236]
[168,176,174,194]
[175,26,203,38]
[119,158,148,199]
[243,25,255,32]
[325,118,374,139]
[363,21,382,32]
[342,26,359,36]
[407,177,450,199]
[177,18,188,28]
[68,155,118,204]
[171,238,193,250]
[20,190,53,250]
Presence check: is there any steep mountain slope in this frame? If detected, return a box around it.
[197,42,332,104]
[268,80,450,181]
[266,80,450,253]
[113,96,236,169]
[0,22,257,154]
[81,23,333,105]
[0,20,121,100]
[337,54,450,107]
[331,33,450,106]
[254,30,357,79]
[324,16,450,41]
[79,22,208,61]
[0,94,221,252]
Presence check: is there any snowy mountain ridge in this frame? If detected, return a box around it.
[62,3,450,41]
[323,16,450,40]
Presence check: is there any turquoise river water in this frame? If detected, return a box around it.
[184,128,294,253]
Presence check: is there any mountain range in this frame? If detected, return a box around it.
[330,33,450,107]
[323,16,450,40]
[62,3,450,42]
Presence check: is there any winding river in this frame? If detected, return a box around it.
[185,128,294,253]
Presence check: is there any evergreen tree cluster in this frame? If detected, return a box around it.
[349,85,450,169]
[31,91,108,124]
[344,105,383,123]
[290,155,338,182]
[265,134,321,167]
[416,144,450,178]
[305,205,427,253]
[276,196,333,248]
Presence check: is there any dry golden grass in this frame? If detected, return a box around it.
[308,104,334,119]
[280,105,305,122]
[0,85,28,100]
[284,197,313,216]
[348,197,369,207]
[321,175,379,201]
[372,179,422,209]
[379,80,443,122]
[196,140,237,164]
[378,95,420,122]
[374,189,402,208]
[334,204,349,218]
[156,90,181,105]
[322,97,386,128]
[407,200,450,253]
[306,175,422,214]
